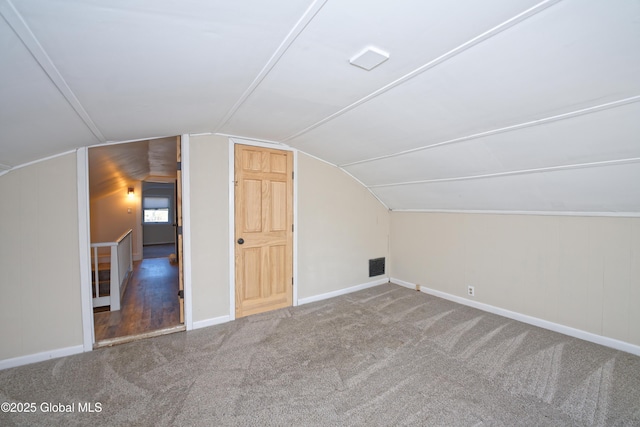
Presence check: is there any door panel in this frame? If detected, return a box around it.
[243,180,263,232]
[235,144,293,318]
[269,245,287,294]
[242,248,262,300]
[270,152,288,173]
[270,181,287,231]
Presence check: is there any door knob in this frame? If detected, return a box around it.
[237,238,244,245]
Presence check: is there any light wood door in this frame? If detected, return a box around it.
[235,144,293,318]
[176,136,184,323]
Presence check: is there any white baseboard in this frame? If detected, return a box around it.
[298,278,389,306]
[0,345,84,371]
[391,278,640,357]
[394,278,419,290]
[192,315,231,330]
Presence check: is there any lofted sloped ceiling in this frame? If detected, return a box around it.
[1,0,639,213]
[88,137,177,200]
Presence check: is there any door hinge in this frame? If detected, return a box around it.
[177,225,183,235]
[292,277,294,286]
[178,290,184,299]
[292,224,294,232]
[292,171,294,179]
[177,161,182,171]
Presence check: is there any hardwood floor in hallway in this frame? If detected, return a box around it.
[94,257,181,341]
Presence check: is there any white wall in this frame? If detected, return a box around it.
[90,181,143,261]
[0,153,83,361]
[390,212,640,347]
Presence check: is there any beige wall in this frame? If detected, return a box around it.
[1,142,637,364]
[297,153,390,299]
[90,181,143,260]
[0,136,392,365]
[187,138,391,322]
[188,135,230,322]
[0,153,83,360]
[390,212,640,346]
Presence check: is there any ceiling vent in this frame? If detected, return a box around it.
[349,46,389,71]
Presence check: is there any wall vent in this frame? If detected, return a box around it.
[369,257,385,277]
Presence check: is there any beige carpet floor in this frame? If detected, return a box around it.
[1,284,639,426]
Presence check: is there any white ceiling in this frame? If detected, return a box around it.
[1,0,639,213]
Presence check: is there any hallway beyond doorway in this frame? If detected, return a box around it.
[143,243,175,259]
[93,257,181,342]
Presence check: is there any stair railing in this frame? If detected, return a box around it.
[90,229,133,311]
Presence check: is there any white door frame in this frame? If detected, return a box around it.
[228,137,298,322]
[77,147,95,351]
[77,134,193,352]
[180,134,193,330]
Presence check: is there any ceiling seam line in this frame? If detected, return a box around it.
[1,148,78,175]
[221,137,387,208]
[292,149,337,168]
[281,0,562,142]
[340,95,640,167]
[0,0,105,143]
[390,209,640,218]
[338,167,390,210]
[257,145,389,208]
[214,0,328,132]
[367,157,640,188]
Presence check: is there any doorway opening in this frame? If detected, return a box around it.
[88,136,184,346]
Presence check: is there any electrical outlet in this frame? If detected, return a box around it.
[467,286,475,297]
